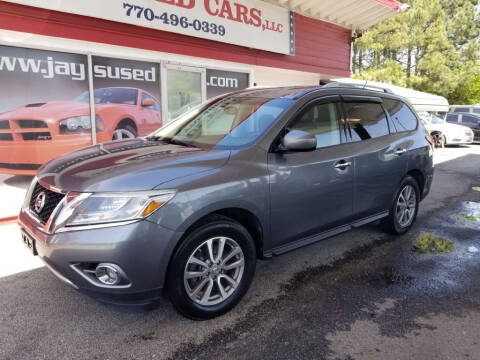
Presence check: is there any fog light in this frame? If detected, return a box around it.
[95,263,121,286]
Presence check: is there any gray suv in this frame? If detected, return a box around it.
[19,86,434,319]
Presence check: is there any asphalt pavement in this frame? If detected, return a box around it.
[1,145,480,360]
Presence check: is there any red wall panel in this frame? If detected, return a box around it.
[0,2,351,77]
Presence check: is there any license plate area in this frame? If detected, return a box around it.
[21,230,38,256]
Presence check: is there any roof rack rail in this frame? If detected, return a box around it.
[323,81,394,94]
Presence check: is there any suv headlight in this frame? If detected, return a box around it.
[52,190,175,232]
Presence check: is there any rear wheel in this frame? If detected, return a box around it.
[112,123,137,140]
[432,132,445,148]
[382,176,420,235]
[166,216,256,320]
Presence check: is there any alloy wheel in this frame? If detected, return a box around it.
[395,184,417,228]
[184,237,245,306]
[112,128,136,140]
[432,133,444,148]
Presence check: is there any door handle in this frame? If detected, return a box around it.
[334,160,352,169]
[395,148,407,156]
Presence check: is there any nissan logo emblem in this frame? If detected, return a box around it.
[34,192,46,214]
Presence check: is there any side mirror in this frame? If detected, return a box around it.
[142,98,155,107]
[282,130,317,151]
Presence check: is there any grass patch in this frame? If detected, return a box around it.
[414,233,455,254]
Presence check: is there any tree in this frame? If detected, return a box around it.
[352,0,480,104]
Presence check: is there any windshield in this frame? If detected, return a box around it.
[430,115,444,124]
[75,88,138,105]
[151,96,292,149]
[419,112,444,124]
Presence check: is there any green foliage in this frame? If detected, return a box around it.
[353,0,480,104]
[352,60,406,85]
[414,233,455,254]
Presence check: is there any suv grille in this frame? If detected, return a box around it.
[0,120,51,141]
[29,182,65,224]
[0,134,13,141]
[16,120,48,129]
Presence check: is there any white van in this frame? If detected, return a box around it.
[329,78,449,115]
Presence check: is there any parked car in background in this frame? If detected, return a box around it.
[19,86,434,319]
[449,105,480,115]
[0,87,161,175]
[418,112,474,148]
[446,112,480,143]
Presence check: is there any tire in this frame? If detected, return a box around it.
[112,123,137,140]
[431,132,445,148]
[381,175,420,235]
[166,215,256,320]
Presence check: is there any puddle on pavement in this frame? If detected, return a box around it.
[462,246,480,257]
[455,201,480,228]
[413,233,455,254]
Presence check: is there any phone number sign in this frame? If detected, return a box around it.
[5,0,295,55]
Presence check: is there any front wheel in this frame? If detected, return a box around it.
[166,216,256,320]
[381,176,420,235]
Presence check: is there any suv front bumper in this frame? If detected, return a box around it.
[18,209,183,305]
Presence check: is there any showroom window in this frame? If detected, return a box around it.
[343,102,389,141]
[289,102,341,149]
[165,68,203,121]
[383,98,418,132]
[0,44,251,178]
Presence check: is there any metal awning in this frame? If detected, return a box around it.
[264,0,408,30]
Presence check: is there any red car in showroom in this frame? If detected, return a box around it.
[0,87,161,175]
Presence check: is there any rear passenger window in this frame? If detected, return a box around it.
[343,102,389,141]
[383,99,418,132]
[289,102,341,149]
[462,115,479,124]
[446,114,458,123]
[453,107,469,113]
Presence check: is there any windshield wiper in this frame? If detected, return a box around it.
[145,135,164,142]
[146,136,196,148]
[167,138,197,148]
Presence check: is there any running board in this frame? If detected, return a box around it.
[351,211,389,228]
[264,211,389,257]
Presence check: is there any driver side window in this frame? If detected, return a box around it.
[289,101,341,149]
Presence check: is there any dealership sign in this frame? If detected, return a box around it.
[206,69,249,98]
[5,0,295,55]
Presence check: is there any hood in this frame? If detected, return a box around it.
[0,101,89,120]
[37,138,231,192]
